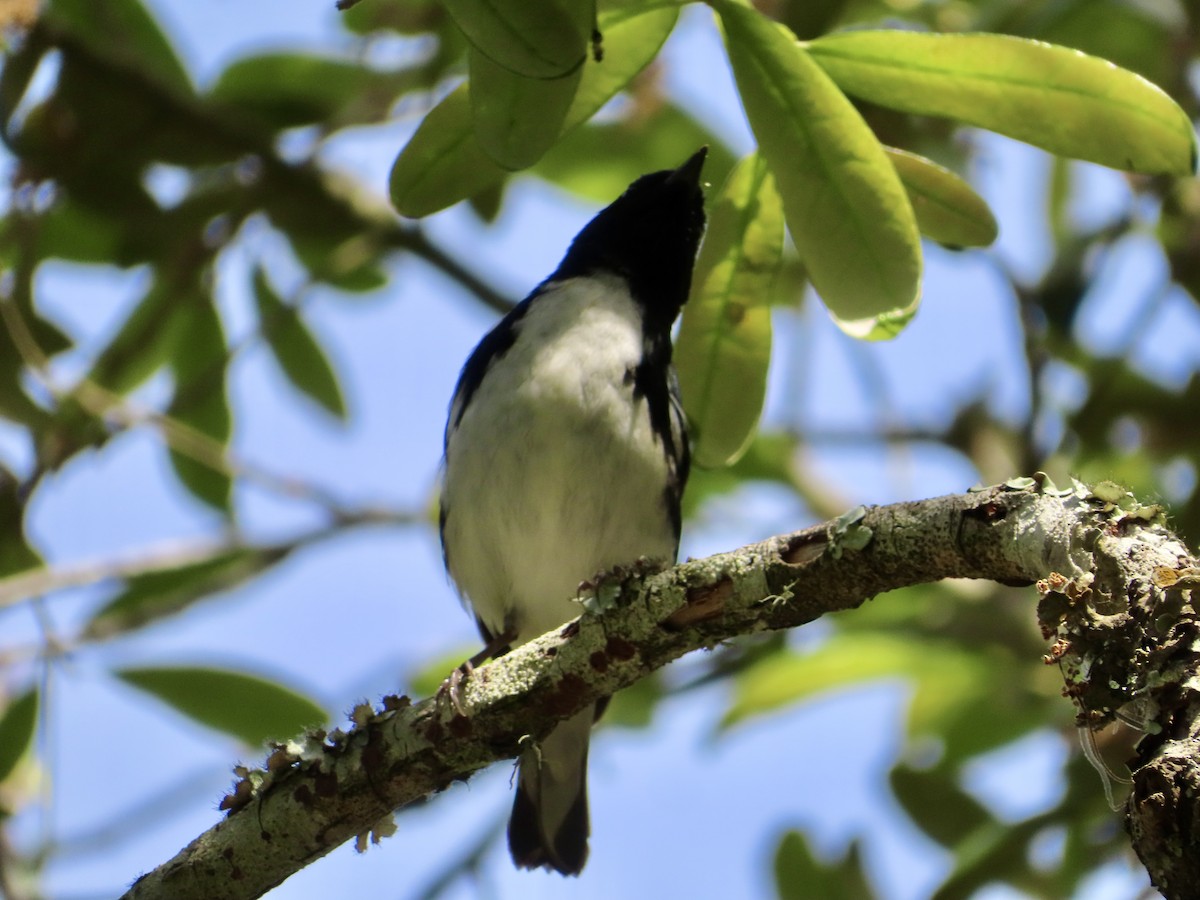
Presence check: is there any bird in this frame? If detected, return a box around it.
[438,148,708,875]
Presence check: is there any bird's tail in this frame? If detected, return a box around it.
[508,705,594,875]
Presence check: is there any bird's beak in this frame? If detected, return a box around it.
[668,147,707,186]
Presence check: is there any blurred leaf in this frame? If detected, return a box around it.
[469,47,581,170]
[603,672,664,729]
[166,293,232,512]
[442,0,589,80]
[0,25,48,133]
[84,545,295,640]
[0,689,38,785]
[890,764,994,848]
[677,152,783,468]
[86,275,185,396]
[407,646,477,698]
[342,0,439,34]
[775,832,874,900]
[932,818,1040,900]
[46,0,193,96]
[717,1,922,324]
[252,267,347,420]
[722,630,1049,759]
[1031,0,1174,87]
[115,666,326,746]
[682,430,799,519]
[209,54,414,130]
[390,3,678,216]
[33,200,126,265]
[0,467,41,578]
[808,31,1197,176]
[885,147,998,248]
[535,103,736,204]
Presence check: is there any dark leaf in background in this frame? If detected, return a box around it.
[45,0,194,96]
[890,764,994,849]
[251,266,348,420]
[0,689,38,786]
[0,466,41,578]
[209,54,417,131]
[84,544,295,640]
[166,289,233,513]
[775,832,874,900]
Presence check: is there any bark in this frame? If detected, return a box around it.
[119,481,1200,900]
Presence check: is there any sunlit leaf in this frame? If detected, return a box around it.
[85,545,295,640]
[808,31,1197,175]
[717,1,922,324]
[252,267,347,420]
[390,4,678,216]
[442,0,589,79]
[677,152,783,469]
[885,147,998,248]
[115,666,327,746]
[0,689,38,784]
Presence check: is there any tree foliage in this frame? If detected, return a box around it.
[1,0,1199,897]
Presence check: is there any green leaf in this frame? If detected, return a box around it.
[209,54,412,130]
[682,430,799,519]
[0,26,48,132]
[535,103,737,204]
[252,267,347,420]
[603,672,664,729]
[469,47,581,170]
[442,0,589,79]
[0,467,41,578]
[166,295,232,513]
[0,690,38,784]
[721,630,1047,759]
[890,764,994,848]
[84,545,294,640]
[87,276,187,396]
[775,832,874,900]
[676,152,783,469]
[115,666,327,746]
[832,303,919,341]
[885,147,998,248]
[47,0,193,96]
[716,1,922,324]
[389,83,505,217]
[390,3,678,216]
[808,31,1197,176]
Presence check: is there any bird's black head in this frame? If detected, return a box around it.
[552,148,708,334]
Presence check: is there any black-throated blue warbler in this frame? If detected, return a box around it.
[440,148,707,875]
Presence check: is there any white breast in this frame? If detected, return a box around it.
[442,274,677,643]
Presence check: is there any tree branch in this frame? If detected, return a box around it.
[120,482,1200,900]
